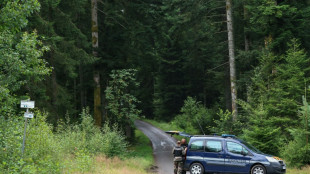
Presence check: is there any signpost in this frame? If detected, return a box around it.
[20,100,35,109]
[21,100,35,155]
[24,112,34,119]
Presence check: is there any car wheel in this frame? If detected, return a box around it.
[190,163,204,174]
[251,164,266,174]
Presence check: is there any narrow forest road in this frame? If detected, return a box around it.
[135,120,178,174]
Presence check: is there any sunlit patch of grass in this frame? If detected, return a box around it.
[62,127,155,174]
[286,165,310,174]
[91,155,150,174]
[89,129,155,174]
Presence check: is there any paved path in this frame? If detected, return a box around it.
[135,120,177,174]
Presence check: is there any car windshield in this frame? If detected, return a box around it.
[240,140,263,154]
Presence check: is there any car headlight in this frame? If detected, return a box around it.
[266,156,281,162]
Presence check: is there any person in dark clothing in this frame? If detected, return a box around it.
[181,138,188,148]
[180,139,188,174]
[172,141,187,174]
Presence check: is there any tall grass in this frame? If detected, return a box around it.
[286,165,310,174]
[0,109,128,173]
[0,109,156,174]
[92,129,155,174]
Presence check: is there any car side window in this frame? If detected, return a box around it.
[205,141,222,152]
[226,142,249,155]
[189,140,204,151]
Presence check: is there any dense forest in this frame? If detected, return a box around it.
[1,0,310,171]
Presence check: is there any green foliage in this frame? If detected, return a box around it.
[0,32,50,116]
[212,109,243,135]
[0,0,40,32]
[241,39,310,155]
[0,109,128,173]
[101,124,127,157]
[0,30,50,90]
[153,0,228,121]
[2,0,310,169]
[0,30,51,114]
[0,115,24,173]
[105,69,142,135]
[56,108,127,157]
[0,1,51,116]
[282,96,310,168]
[241,111,283,155]
[23,0,94,122]
[0,111,61,173]
[172,97,215,135]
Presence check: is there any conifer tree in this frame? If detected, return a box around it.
[241,39,310,154]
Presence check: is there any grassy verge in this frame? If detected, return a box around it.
[81,129,154,174]
[128,129,154,164]
[286,166,310,174]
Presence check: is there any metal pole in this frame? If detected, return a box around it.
[22,108,29,156]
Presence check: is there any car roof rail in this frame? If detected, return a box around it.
[221,134,236,138]
[192,134,221,137]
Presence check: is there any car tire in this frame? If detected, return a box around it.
[251,164,266,174]
[190,163,204,174]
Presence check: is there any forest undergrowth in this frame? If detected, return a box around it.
[0,109,153,174]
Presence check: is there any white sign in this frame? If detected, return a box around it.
[24,112,34,118]
[20,100,35,108]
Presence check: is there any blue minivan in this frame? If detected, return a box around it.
[184,135,286,174]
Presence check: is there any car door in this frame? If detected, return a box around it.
[203,140,226,173]
[224,141,252,173]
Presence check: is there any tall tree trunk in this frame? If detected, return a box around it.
[225,67,232,111]
[243,4,250,51]
[51,53,59,122]
[79,63,85,109]
[226,0,238,121]
[92,0,102,127]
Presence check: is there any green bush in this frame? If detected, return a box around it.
[282,129,310,168]
[56,108,127,157]
[22,111,61,173]
[0,108,129,173]
[212,109,243,135]
[239,101,283,155]
[281,97,310,168]
[102,123,127,157]
[0,111,62,174]
[0,115,24,173]
[172,97,215,135]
